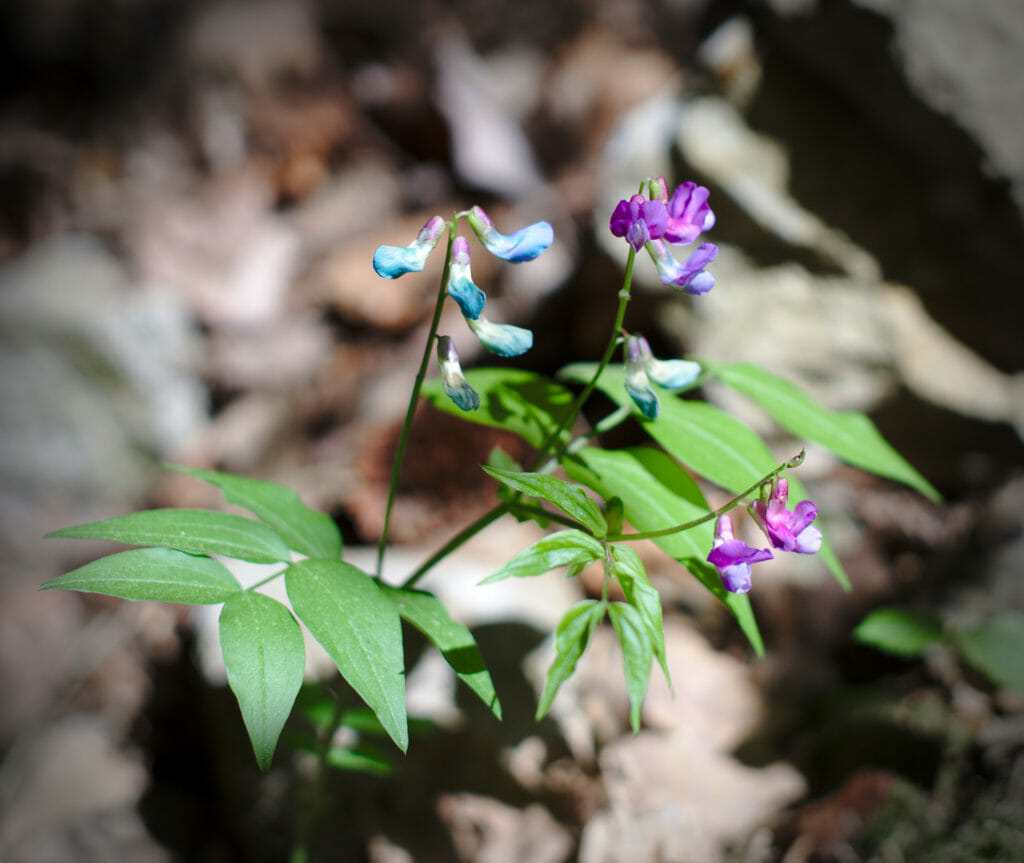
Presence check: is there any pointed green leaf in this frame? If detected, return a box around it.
[383,586,501,719]
[706,362,940,501]
[483,467,607,537]
[952,613,1024,692]
[285,559,407,751]
[326,743,394,775]
[170,465,342,559]
[422,368,574,449]
[47,509,292,563]
[537,600,605,719]
[565,446,764,656]
[39,547,241,603]
[611,545,669,685]
[608,603,653,732]
[220,591,305,771]
[560,364,849,591]
[853,607,944,658]
[481,529,604,584]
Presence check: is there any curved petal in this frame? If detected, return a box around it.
[718,563,753,594]
[447,236,486,319]
[645,358,701,390]
[466,206,553,262]
[795,524,823,554]
[437,336,480,411]
[624,337,659,418]
[466,315,533,357]
[372,216,445,278]
[664,182,715,245]
[646,240,718,293]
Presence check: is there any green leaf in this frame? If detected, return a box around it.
[483,466,607,537]
[219,591,305,771]
[607,603,653,732]
[952,613,1024,692]
[383,586,501,719]
[536,600,605,719]
[611,545,669,685]
[706,362,940,502]
[169,465,342,559]
[853,607,944,657]
[422,368,575,449]
[285,559,408,752]
[326,743,394,775]
[561,364,850,591]
[565,446,761,654]
[47,509,292,564]
[39,547,242,603]
[481,529,604,583]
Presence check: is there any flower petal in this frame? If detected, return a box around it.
[664,182,715,245]
[437,336,480,411]
[646,240,718,294]
[372,216,445,278]
[466,206,553,262]
[645,358,701,390]
[466,315,533,357]
[447,236,486,319]
[624,337,659,418]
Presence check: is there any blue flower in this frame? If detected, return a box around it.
[437,336,480,411]
[466,315,533,357]
[373,216,445,278]
[466,206,553,262]
[447,237,486,319]
[623,334,701,419]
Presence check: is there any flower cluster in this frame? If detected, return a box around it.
[373,207,553,410]
[707,477,822,594]
[610,178,717,294]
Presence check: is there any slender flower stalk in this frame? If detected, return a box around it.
[531,246,638,469]
[376,220,458,577]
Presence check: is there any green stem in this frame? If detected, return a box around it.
[402,252,640,588]
[292,687,346,862]
[376,220,458,578]
[606,451,803,542]
[530,246,637,469]
[400,502,508,589]
[245,569,287,592]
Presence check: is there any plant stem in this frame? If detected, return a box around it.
[376,220,457,578]
[292,687,346,863]
[403,252,640,588]
[605,451,802,542]
[400,502,508,589]
[530,247,637,470]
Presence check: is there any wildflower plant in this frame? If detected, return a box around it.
[43,181,938,841]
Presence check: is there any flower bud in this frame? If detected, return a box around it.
[373,216,445,278]
[447,236,486,319]
[436,336,480,411]
[466,206,553,262]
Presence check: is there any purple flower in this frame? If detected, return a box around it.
[707,515,774,594]
[646,240,718,294]
[373,216,445,278]
[610,194,668,252]
[447,236,487,319]
[750,478,822,554]
[466,206,553,262]
[664,181,716,245]
[437,336,480,411]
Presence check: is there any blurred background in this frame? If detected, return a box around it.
[1,0,1023,860]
